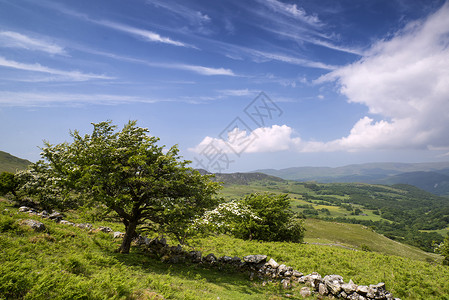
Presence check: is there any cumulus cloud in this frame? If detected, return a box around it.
[314,2,449,152]
[190,125,301,154]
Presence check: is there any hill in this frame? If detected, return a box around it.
[212,172,285,185]
[0,151,31,173]
[1,199,449,299]
[256,162,449,195]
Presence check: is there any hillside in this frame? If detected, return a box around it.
[256,162,449,195]
[1,199,449,299]
[0,151,31,173]
[218,177,449,252]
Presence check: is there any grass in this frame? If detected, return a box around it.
[1,198,449,299]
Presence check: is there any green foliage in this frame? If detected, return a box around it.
[18,120,220,253]
[0,172,17,196]
[232,193,305,243]
[435,236,449,265]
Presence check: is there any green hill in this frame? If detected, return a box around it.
[0,151,31,173]
[1,199,448,299]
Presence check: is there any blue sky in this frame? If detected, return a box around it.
[1,0,448,172]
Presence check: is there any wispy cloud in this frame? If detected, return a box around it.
[0,31,66,55]
[95,20,195,48]
[0,56,113,81]
[0,91,166,107]
[257,0,321,26]
[147,0,211,25]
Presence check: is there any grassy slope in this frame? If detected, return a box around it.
[219,181,443,262]
[2,199,449,299]
[0,151,31,173]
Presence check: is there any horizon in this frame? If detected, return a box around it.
[1,0,449,173]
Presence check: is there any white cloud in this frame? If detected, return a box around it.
[313,2,449,152]
[96,20,193,48]
[173,64,235,76]
[0,91,164,107]
[258,0,320,26]
[190,125,301,154]
[0,31,66,55]
[0,56,113,81]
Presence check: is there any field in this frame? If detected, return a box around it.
[2,198,449,299]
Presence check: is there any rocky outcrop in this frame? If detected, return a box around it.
[19,219,46,231]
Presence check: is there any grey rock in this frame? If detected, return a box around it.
[48,211,63,221]
[324,275,344,295]
[97,226,112,233]
[205,253,217,263]
[266,258,279,269]
[299,287,312,298]
[292,270,303,277]
[19,206,30,212]
[113,231,125,239]
[76,223,93,230]
[20,219,46,231]
[277,264,288,275]
[219,256,233,263]
[281,279,291,289]
[342,279,358,294]
[243,255,267,264]
[356,285,369,295]
[37,210,49,218]
[60,220,75,226]
[187,251,202,263]
[318,283,328,296]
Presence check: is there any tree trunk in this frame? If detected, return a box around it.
[119,219,138,254]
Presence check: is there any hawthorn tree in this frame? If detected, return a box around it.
[22,121,220,253]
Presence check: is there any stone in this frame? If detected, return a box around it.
[243,255,267,264]
[37,210,49,218]
[76,223,93,230]
[60,220,75,226]
[318,283,328,296]
[205,253,217,263]
[19,219,46,231]
[324,275,344,295]
[187,251,202,263]
[281,279,291,289]
[356,285,369,295]
[300,287,312,298]
[219,256,233,263]
[292,270,303,277]
[19,206,30,212]
[48,212,63,221]
[304,272,322,288]
[342,279,358,294]
[277,264,288,275]
[266,258,279,269]
[113,231,125,239]
[97,226,112,233]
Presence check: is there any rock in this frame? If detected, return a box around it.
[341,279,358,294]
[19,219,46,231]
[19,206,30,212]
[292,270,303,278]
[97,226,112,233]
[243,255,267,264]
[76,223,93,230]
[324,275,344,295]
[284,271,292,277]
[187,251,202,263]
[205,253,217,264]
[48,211,63,221]
[277,264,288,275]
[37,210,49,218]
[318,283,329,296]
[60,220,75,226]
[300,287,312,298]
[266,258,279,269]
[219,256,233,263]
[356,285,369,295]
[304,272,322,288]
[281,279,291,289]
[113,231,125,239]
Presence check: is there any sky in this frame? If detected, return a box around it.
[1,0,449,173]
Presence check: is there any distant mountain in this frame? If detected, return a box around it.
[0,151,32,173]
[255,162,449,196]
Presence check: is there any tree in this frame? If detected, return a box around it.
[435,235,449,265]
[0,172,18,197]
[234,193,305,243]
[20,121,220,253]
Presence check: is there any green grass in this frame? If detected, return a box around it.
[2,198,449,299]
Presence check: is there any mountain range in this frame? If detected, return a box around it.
[255,162,449,196]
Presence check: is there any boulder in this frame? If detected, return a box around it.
[60,220,75,226]
[356,285,369,295]
[76,223,93,230]
[318,283,329,296]
[204,253,217,264]
[19,206,30,212]
[324,275,344,295]
[19,219,46,231]
[187,251,202,263]
[48,212,63,221]
[97,226,112,233]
